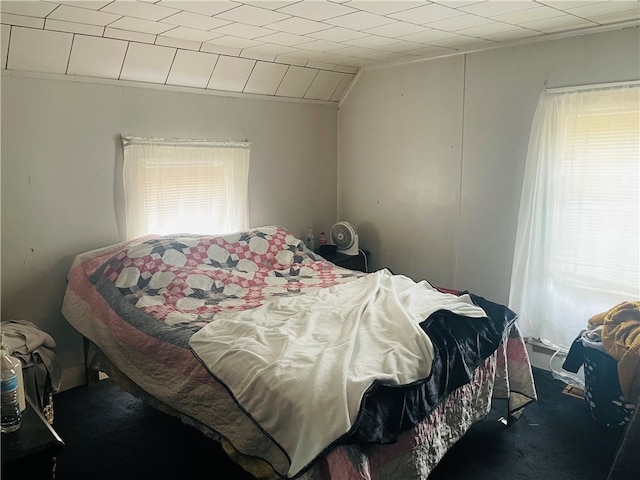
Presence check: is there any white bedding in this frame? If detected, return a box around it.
[190,269,487,477]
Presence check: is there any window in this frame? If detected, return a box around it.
[122,137,250,239]
[509,82,639,349]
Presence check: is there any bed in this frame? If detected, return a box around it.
[61,225,536,479]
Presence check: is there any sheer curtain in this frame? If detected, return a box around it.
[509,82,640,350]
[122,137,250,240]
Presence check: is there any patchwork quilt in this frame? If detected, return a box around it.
[62,225,537,479]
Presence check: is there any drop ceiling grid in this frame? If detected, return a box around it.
[1,22,356,103]
[0,0,638,103]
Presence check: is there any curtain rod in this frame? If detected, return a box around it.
[546,80,640,94]
[121,136,250,148]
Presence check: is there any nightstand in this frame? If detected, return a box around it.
[316,249,369,273]
[1,396,64,480]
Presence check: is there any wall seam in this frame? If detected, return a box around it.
[453,54,467,290]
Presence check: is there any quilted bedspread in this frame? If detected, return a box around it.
[62,225,537,480]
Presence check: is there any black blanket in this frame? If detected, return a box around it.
[348,292,516,444]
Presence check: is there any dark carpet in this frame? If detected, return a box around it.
[50,368,626,480]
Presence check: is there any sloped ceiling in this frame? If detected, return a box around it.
[1,1,639,104]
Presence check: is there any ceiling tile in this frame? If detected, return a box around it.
[330,72,354,101]
[104,27,156,44]
[364,21,431,38]
[155,36,202,51]
[308,26,368,43]
[488,28,540,43]
[216,4,290,26]
[406,44,458,58]
[306,61,337,71]
[266,17,333,35]
[326,11,396,30]
[451,37,497,51]
[428,34,478,48]
[45,19,105,36]
[120,42,176,83]
[58,1,113,9]
[0,0,637,99]
[427,14,495,32]
[243,1,299,9]
[294,49,342,62]
[318,53,370,67]
[304,70,343,100]
[211,22,276,39]
[207,55,255,92]
[459,1,542,18]
[240,49,277,62]
[200,42,242,57]
[458,21,523,38]
[276,2,357,21]
[7,26,72,74]
[521,14,598,33]
[399,28,458,43]
[587,9,640,24]
[535,1,606,10]
[298,39,345,52]
[364,50,416,62]
[241,42,298,57]
[563,1,640,21]
[376,40,424,53]
[101,1,179,21]
[67,35,127,79]
[344,1,427,16]
[274,54,309,67]
[166,49,218,88]
[389,4,464,24]
[256,31,311,46]
[493,6,565,25]
[0,1,58,17]
[157,1,239,17]
[334,65,357,74]
[47,4,123,26]
[1,24,9,69]
[344,35,400,49]
[161,26,221,43]
[108,16,175,35]
[243,61,288,95]
[205,35,262,49]
[433,0,487,7]
[160,11,231,31]
[0,13,45,29]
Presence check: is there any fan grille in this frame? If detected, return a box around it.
[331,223,355,250]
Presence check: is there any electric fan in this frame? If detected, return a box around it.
[330,221,359,256]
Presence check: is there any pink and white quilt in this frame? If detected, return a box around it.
[62,225,537,479]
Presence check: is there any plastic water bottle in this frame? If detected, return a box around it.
[306,229,315,251]
[1,333,22,433]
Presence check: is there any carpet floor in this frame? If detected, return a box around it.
[50,367,626,480]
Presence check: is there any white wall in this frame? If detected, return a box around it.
[1,75,338,390]
[338,56,465,286]
[338,27,640,307]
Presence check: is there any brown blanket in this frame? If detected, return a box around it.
[589,301,640,404]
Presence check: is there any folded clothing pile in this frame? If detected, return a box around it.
[0,319,62,423]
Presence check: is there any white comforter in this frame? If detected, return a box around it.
[189,269,486,478]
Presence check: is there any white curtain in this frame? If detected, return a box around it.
[123,137,250,240]
[509,82,640,350]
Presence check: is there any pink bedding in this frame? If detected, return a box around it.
[62,225,536,479]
